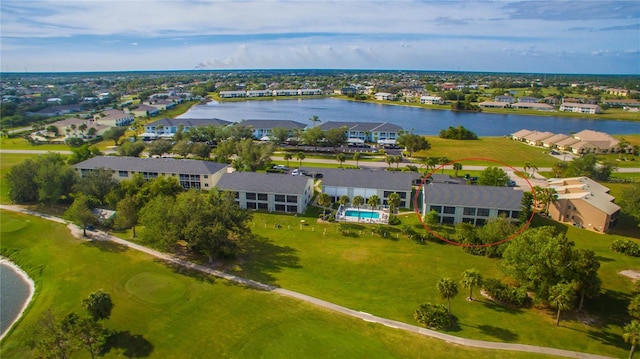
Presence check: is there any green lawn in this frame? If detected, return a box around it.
[415,137,560,167]
[0,137,71,151]
[205,211,635,358]
[0,211,550,359]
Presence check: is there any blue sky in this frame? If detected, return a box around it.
[1,0,639,74]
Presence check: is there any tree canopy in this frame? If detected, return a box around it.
[477,166,509,187]
[396,132,430,157]
[438,125,478,140]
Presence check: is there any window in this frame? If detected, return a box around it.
[430,206,442,213]
[462,217,475,224]
[257,193,268,201]
[286,195,297,203]
[287,205,298,213]
[476,218,486,226]
[275,204,286,211]
[258,203,268,210]
[246,202,257,209]
[275,194,286,202]
[477,208,490,217]
[511,211,519,219]
[246,193,256,200]
[443,206,456,214]
[118,170,128,178]
[463,207,476,216]
[203,175,208,179]
[441,216,455,224]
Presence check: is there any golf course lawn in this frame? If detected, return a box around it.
[0,210,551,359]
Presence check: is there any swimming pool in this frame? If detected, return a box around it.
[344,210,380,219]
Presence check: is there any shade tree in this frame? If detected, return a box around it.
[436,278,459,326]
[461,269,483,301]
[549,282,577,326]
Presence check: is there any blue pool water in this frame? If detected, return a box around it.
[344,210,380,219]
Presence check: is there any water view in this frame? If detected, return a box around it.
[1,261,32,338]
[181,98,640,136]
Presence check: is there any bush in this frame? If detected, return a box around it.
[611,239,640,257]
[388,215,401,225]
[414,303,449,329]
[482,278,530,307]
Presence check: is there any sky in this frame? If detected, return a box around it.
[1,0,639,74]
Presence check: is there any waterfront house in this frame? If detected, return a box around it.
[127,104,159,118]
[374,92,394,101]
[547,177,620,233]
[317,121,403,146]
[237,119,307,140]
[559,103,601,114]
[541,133,570,148]
[216,172,314,214]
[420,96,443,105]
[144,118,231,137]
[219,90,247,98]
[422,183,522,226]
[494,95,515,104]
[521,131,555,146]
[478,101,509,109]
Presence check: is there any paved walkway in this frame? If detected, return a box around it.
[0,204,614,358]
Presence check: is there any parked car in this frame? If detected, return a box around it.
[507,180,517,187]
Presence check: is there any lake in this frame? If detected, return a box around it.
[1,261,32,339]
[180,98,640,136]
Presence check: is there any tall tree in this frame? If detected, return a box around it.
[519,191,534,223]
[324,127,348,152]
[102,126,126,146]
[73,168,118,204]
[147,139,174,157]
[570,249,601,311]
[283,152,293,167]
[26,310,78,359]
[534,186,558,216]
[336,152,346,168]
[139,195,178,251]
[65,194,97,237]
[82,290,114,321]
[73,317,108,359]
[338,195,350,209]
[352,195,365,220]
[477,166,509,187]
[309,115,321,127]
[461,269,483,301]
[368,194,380,210]
[453,162,462,177]
[438,157,449,173]
[117,141,146,157]
[396,132,430,157]
[114,194,139,237]
[437,278,459,326]
[624,320,640,359]
[353,152,362,167]
[317,193,332,219]
[302,126,323,151]
[549,282,577,326]
[620,183,640,228]
[387,192,401,215]
[296,151,306,168]
[35,153,76,204]
[6,158,40,203]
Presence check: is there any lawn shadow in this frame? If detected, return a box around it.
[154,258,216,284]
[83,240,128,253]
[104,330,154,358]
[586,327,628,351]
[477,324,519,342]
[478,298,525,315]
[234,234,301,286]
[595,255,615,262]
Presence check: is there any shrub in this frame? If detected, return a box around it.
[388,215,401,225]
[611,239,640,257]
[482,278,531,307]
[414,302,449,329]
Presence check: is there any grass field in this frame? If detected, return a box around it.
[0,137,71,151]
[0,211,551,359]
[414,137,560,167]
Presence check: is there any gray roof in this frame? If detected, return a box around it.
[426,174,465,185]
[319,167,416,191]
[148,118,231,127]
[239,119,307,130]
[74,156,229,175]
[216,172,311,194]
[424,183,522,210]
[318,121,403,133]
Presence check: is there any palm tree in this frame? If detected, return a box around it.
[437,278,459,326]
[530,163,539,177]
[548,282,576,327]
[296,151,305,168]
[387,192,401,215]
[524,162,531,176]
[624,320,640,359]
[353,195,364,221]
[461,269,483,301]
[283,152,292,167]
[309,115,321,127]
[353,152,362,167]
[394,154,402,169]
[317,193,332,219]
[336,152,346,168]
[534,186,558,216]
[368,195,380,210]
[438,157,449,174]
[552,162,568,178]
[421,157,438,174]
[385,155,394,168]
[453,162,462,177]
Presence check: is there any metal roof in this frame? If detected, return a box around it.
[239,119,307,129]
[318,121,403,132]
[320,168,416,191]
[424,183,523,210]
[148,118,231,127]
[74,156,229,175]
[216,171,312,194]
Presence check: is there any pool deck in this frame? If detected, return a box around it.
[336,205,390,224]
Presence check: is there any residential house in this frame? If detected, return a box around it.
[571,129,624,154]
[494,95,515,104]
[541,134,570,148]
[219,90,247,98]
[247,90,271,97]
[146,99,176,111]
[93,109,134,127]
[321,168,416,209]
[27,104,82,117]
[555,137,582,152]
[216,172,313,214]
[511,129,534,142]
[144,118,231,137]
[547,177,620,233]
[607,88,630,97]
[237,119,307,140]
[374,92,394,101]
[602,99,639,108]
[317,121,403,146]
[521,131,554,146]
[420,96,443,105]
[127,104,159,118]
[511,102,555,111]
[50,118,110,139]
[299,89,323,96]
[273,89,299,96]
[559,103,601,114]
[422,183,523,226]
[340,87,357,96]
[517,96,540,103]
[478,101,509,109]
[74,156,230,190]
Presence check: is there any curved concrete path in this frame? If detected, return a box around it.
[0,204,614,359]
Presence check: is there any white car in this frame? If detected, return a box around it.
[291,169,299,176]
